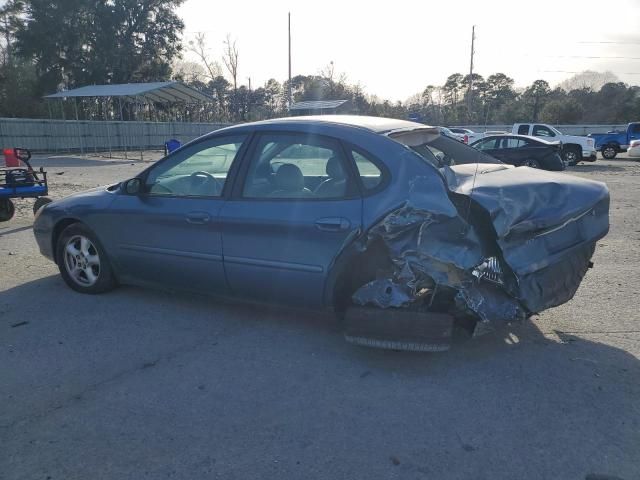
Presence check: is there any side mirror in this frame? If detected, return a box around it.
[124,178,143,195]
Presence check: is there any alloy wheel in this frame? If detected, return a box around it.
[63,235,101,287]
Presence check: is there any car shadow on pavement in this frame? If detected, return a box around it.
[3,275,639,478]
[568,164,626,173]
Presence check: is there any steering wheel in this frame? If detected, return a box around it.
[189,171,221,195]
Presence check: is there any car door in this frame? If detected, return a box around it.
[219,132,362,307]
[104,134,248,294]
[629,123,640,144]
[473,137,505,161]
[531,124,556,139]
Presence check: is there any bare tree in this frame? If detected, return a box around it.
[172,59,207,83]
[187,32,223,82]
[558,70,620,92]
[222,33,239,91]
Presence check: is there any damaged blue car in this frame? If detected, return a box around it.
[33,116,609,351]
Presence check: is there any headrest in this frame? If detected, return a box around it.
[274,163,304,191]
[326,156,346,180]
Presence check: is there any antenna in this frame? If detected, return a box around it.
[464,25,478,230]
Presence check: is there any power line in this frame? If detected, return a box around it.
[539,55,640,60]
[541,70,640,75]
[576,41,640,45]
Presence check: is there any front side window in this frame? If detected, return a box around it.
[532,125,555,137]
[146,135,246,197]
[242,133,356,199]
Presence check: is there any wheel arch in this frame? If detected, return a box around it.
[562,143,583,156]
[51,217,83,263]
[323,234,392,312]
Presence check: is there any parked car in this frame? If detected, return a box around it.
[628,139,640,158]
[33,116,609,351]
[447,127,475,144]
[589,122,640,159]
[470,134,565,170]
[438,126,465,142]
[513,123,597,165]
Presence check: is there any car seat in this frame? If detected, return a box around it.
[268,163,312,198]
[314,156,347,197]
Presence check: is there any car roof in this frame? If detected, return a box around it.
[475,134,557,145]
[228,115,429,135]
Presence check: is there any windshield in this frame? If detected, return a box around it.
[392,132,503,168]
[550,125,563,136]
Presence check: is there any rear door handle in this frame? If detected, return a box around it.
[185,212,211,224]
[315,217,350,232]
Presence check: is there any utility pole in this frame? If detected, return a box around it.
[288,12,292,110]
[467,25,475,121]
[247,77,252,120]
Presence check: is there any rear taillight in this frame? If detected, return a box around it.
[463,134,468,144]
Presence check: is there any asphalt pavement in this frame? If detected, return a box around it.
[1,153,639,480]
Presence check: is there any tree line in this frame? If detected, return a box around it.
[1,0,639,125]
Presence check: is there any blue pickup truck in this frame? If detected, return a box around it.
[588,122,640,159]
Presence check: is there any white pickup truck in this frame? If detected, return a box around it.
[512,123,597,165]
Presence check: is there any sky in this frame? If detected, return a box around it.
[178,0,640,101]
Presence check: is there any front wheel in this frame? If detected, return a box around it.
[601,145,617,159]
[562,146,581,166]
[56,223,117,294]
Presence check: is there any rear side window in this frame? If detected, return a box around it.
[474,138,499,151]
[517,124,529,135]
[631,124,640,134]
[503,138,527,148]
[350,149,384,191]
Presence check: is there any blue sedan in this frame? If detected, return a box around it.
[33,116,609,348]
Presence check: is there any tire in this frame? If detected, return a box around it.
[521,158,541,168]
[601,145,617,159]
[562,146,581,166]
[0,199,15,222]
[33,196,52,215]
[55,223,117,294]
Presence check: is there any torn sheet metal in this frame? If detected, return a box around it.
[353,166,609,332]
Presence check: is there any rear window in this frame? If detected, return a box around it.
[408,135,502,168]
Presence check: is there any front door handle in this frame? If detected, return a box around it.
[185,212,211,224]
[315,217,350,232]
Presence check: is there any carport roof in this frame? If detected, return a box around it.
[44,81,214,104]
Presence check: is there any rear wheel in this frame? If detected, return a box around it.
[33,196,52,215]
[563,146,581,166]
[56,223,117,294]
[0,199,15,222]
[602,145,617,159]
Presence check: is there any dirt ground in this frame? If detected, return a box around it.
[1,152,639,480]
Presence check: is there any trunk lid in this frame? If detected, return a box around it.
[443,163,610,312]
